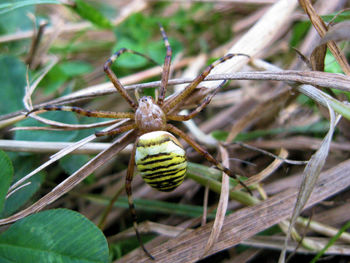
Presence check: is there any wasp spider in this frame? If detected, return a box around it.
[28,25,250,259]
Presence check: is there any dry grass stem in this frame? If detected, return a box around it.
[202,145,230,256]
[242,236,350,255]
[296,217,350,243]
[0,139,131,155]
[1,70,349,127]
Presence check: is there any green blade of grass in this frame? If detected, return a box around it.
[310,220,350,263]
[84,194,217,219]
[70,0,113,29]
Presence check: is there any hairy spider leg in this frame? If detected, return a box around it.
[95,123,137,137]
[166,124,252,194]
[167,80,227,121]
[125,139,155,260]
[162,53,250,114]
[104,48,160,111]
[27,105,135,119]
[157,24,172,106]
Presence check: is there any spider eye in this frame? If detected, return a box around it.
[141,96,153,102]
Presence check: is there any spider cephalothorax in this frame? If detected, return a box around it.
[28,25,250,259]
[135,96,166,132]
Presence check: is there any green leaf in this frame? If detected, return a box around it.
[60,61,93,77]
[40,61,93,94]
[146,38,183,65]
[72,116,109,140]
[71,0,113,29]
[112,38,150,68]
[142,88,157,99]
[15,111,79,142]
[111,13,183,71]
[0,209,109,263]
[324,52,343,74]
[114,13,154,42]
[0,56,26,115]
[0,1,33,34]
[59,154,94,184]
[321,11,350,23]
[111,37,182,70]
[0,0,60,15]
[0,151,13,213]
[0,2,33,54]
[0,156,44,218]
[39,63,67,94]
[290,21,310,47]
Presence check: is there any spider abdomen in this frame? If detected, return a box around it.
[135,131,187,192]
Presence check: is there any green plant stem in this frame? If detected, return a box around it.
[187,162,260,206]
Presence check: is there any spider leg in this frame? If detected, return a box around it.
[162,54,249,114]
[167,80,227,121]
[27,105,135,119]
[104,48,159,111]
[166,124,252,195]
[95,124,137,137]
[157,24,172,106]
[126,139,155,260]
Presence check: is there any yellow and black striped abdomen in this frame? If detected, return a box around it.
[135,131,187,192]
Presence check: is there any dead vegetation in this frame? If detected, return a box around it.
[0,0,350,262]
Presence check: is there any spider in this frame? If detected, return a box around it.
[28,25,250,259]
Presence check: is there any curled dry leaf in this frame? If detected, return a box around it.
[320,21,350,44]
[202,145,230,257]
[310,44,327,72]
[311,21,350,72]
